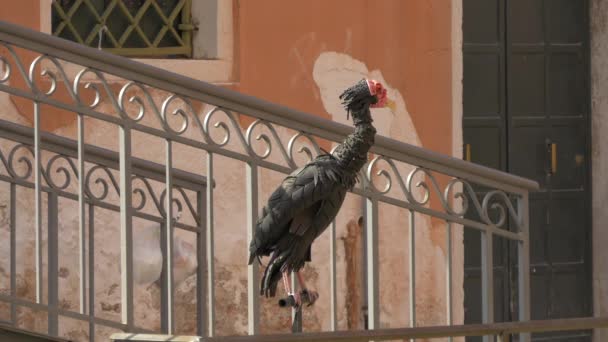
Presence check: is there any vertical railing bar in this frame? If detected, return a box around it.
[329,219,337,331]
[196,189,207,337]
[481,228,494,342]
[518,193,531,342]
[290,273,297,327]
[88,204,95,342]
[77,113,86,315]
[160,209,168,331]
[246,162,259,335]
[10,183,16,325]
[446,221,453,342]
[206,152,215,336]
[365,197,379,330]
[119,124,134,329]
[34,102,43,303]
[47,192,59,336]
[497,332,511,342]
[409,209,416,338]
[163,139,174,334]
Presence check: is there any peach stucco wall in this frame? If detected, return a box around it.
[237,0,453,156]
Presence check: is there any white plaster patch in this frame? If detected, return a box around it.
[312,51,421,147]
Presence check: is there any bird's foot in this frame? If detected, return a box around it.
[301,289,319,307]
[289,291,302,309]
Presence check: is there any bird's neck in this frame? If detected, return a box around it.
[332,113,376,176]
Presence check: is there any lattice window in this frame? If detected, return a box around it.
[51,0,194,58]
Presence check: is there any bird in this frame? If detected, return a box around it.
[248,78,391,307]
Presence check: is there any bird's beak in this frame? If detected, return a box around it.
[386,98,397,112]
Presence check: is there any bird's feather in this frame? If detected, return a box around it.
[248,158,343,262]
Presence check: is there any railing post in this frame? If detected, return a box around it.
[34,102,43,304]
[481,228,494,342]
[196,189,208,337]
[9,183,16,325]
[88,205,96,342]
[161,139,175,334]
[409,209,416,337]
[290,274,301,332]
[329,219,337,331]
[518,193,531,342]
[246,162,259,335]
[119,124,134,330]
[47,192,59,337]
[366,197,379,330]
[446,221,453,342]
[77,113,87,315]
[206,153,215,336]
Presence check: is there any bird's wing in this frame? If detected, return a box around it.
[250,160,340,257]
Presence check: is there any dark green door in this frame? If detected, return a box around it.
[463,0,592,341]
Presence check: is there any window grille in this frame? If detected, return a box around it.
[51,0,194,58]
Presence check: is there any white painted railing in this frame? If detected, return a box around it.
[0,20,544,342]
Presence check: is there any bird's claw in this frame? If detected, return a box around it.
[289,292,303,309]
[301,289,319,307]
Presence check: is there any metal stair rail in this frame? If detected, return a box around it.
[109,317,608,342]
[0,118,208,337]
[0,20,541,341]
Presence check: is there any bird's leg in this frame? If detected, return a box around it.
[282,271,301,308]
[296,270,319,306]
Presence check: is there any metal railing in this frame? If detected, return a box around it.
[0,118,208,336]
[52,0,194,57]
[0,20,546,341]
[110,317,608,342]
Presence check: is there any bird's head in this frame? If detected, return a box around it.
[339,79,394,124]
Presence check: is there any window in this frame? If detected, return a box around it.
[43,0,233,82]
[51,0,195,58]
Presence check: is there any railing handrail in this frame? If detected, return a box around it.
[110,317,608,342]
[0,323,72,342]
[0,118,209,191]
[0,20,539,193]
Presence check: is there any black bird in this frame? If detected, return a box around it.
[248,79,391,307]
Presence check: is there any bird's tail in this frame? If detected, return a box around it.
[260,252,284,298]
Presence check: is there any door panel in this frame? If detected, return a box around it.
[508,1,544,43]
[464,126,504,169]
[530,269,549,320]
[528,196,547,265]
[463,0,591,341]
[508,124,548,187]
[509,53,546,116]
[463,0,501,43]
[548,195,586,264]
[546,0,586,43]
[548,53,586,116]
[464,54,502,117]
[550,124,587,189]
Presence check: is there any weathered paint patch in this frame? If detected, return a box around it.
[312,51,421,147]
